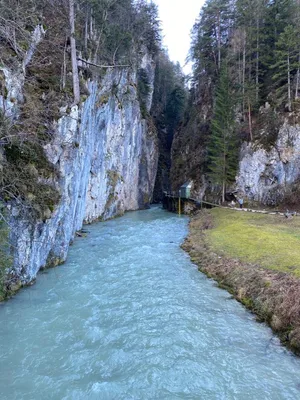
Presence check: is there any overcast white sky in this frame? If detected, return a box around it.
[152,0,205,74]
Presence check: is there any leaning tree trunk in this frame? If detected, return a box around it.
[69,0,80,105]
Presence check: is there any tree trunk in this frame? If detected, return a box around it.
[217,9,221,70]
[288,54,292,112]
[93,9,108,63]
[69,0,80,105]
[222,179,225,204]
[248,101,253,141]
[296,1,300,100]
[84,6,89,53]
[90,9,93,38]
[222,134,226,204]
[296,50,300,100]
[242,41,246,115]
[238,51,241,87]
[256,14,260,103]
[61,37,67,90]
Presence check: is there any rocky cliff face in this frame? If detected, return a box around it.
[2,57,158,285]
[171,107,300,206]
[237,120,300,206]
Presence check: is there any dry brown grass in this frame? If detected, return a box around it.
[182,210,300,355]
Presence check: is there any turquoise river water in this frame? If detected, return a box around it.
[1,207,300,399]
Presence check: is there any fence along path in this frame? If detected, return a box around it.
[163,192,298,218]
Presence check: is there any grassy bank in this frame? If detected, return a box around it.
[182,208,300,354]
[208,209,300,276]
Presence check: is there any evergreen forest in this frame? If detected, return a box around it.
[172,0,300,201]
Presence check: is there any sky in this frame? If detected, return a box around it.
[152,0,205,74]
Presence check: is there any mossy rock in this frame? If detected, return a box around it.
[2,139,60,220]
[96,93,110,108]
[107,169,120,187]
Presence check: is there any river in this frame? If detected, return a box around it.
[0,207,300,399]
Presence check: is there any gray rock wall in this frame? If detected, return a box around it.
[171,109,300,207]
[237,121,300,205]
[3,64,158,284]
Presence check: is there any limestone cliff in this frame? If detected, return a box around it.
[171,109,300,206]
[1,56,158,287]
[237,120,300,206]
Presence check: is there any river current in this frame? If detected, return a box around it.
[1,207,300,399]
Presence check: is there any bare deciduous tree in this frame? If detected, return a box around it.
[69,0,80,104]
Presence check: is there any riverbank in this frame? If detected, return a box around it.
[182,209,300,355]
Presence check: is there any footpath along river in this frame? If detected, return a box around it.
[1,207,300,399]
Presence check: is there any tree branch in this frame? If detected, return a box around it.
[77,57,130,69]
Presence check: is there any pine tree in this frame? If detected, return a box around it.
[208,67,238,202]
[190,0,233,82]
[272,24,299,111]
[234,0,267,112]
[259,0,295,102]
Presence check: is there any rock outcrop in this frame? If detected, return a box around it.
[171,107,300,206]
[2,58,158,285]
[237,121,300,205]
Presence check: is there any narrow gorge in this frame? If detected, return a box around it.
[1,0,300,398]
[0,0,164,296]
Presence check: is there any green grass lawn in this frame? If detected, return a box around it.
[207,208,300,276]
